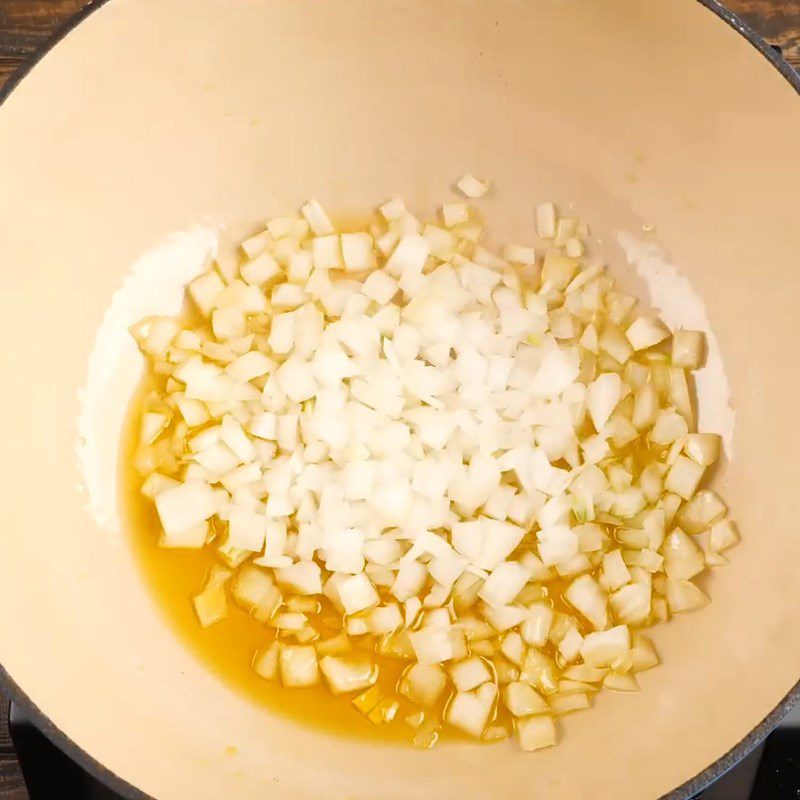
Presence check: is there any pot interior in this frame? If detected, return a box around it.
[1,1,799,798]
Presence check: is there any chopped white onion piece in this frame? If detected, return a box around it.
[563,664,608,684]
[710,519,739,552]
[271,282,306,309]
[319,654,377,694]
[192,575,228,628]
[338,573,380,615]
[558,627,583,663]
[651,409,689,446]
[684,433,722,466]
[276,356,317,403]
[241,251,281,287]
[446,683,497,738]
[410,625,465,665]
[630,635,660,672]
[226,507,266,552]
[565,237,584,258]
[241,229,271,259]
[478,561,530,608]
[482,604,528,632]
[301,199,334,235]
[385,233,431,279]
[549,692,591,714]
[400,663,448,707]
[253,642,280,681]
[450,657,493,692]
[610,583,651,625]
[140,412,169,445]
[503,681,548,717]
[391,559,427,602]
[188,271,225,316]
[677,490,726,535]
[536,203,557,239]
[517,715,556,751]
[275,561,322,595]
[602,550,631,591]
[626,317,670,351]
[580,625,630,667]
[564,574,608,630]
[456,174,489,199]
[271,612,307,631]
[155,480,218,540]
[500,631,525,665]
[280,645,320,687]
[361,270,398,305]
[341,233,376,272]
[520,603,553,647]
[586,373,622,432]
[665,456,705,501]
[537,525,580,568]
[441,202,469,227]
[666,578,709,613]
[312,235,342,271]
[672,329,705,369]
[368,603,403,634]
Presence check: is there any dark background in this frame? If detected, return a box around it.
[0,0,798,797]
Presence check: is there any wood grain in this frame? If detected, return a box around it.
[0,697,25,800]
[0,1,797,90]
[0,0,90,88]
[0,1,797,798]
[728,0,800,64]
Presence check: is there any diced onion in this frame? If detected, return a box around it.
[131,182,737,753]
[497,631,523,665]
[253,642,280,681]
[450,657,493,692]
[516,715,556,751]
[301,199,334,235]
[536,203,557,239]
[666,578,709,613]
[410,625,465,665]
[456,174,490,199]
[320,654,378,694]
[630,635,660,672]
[580,625,630,667]
[610,583,651,625]
[280,645,320,687]
[586,373,622,431]
[564,574,608,630]
[672,329,705,369]
[710,519,740,552]
[549,692,591,714]
[338,573,380,615]
[478,561,530,608]
[341,233,376,272]
[400,663,448,707]
[665,456,705,500]
[192,567,229,628]
[155,480,218,541]
[503,681,548,717]
[625,317,670,351]
[446,684,497,738]
[520,603,553,647]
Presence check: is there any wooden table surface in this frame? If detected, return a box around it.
[0,0,798,797]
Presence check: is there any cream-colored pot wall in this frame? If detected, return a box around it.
[0,2,799,798]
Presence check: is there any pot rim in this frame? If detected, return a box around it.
[0,2,797,799]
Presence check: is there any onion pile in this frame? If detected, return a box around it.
[129,178,738,751]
